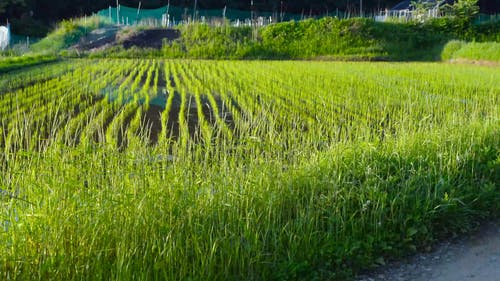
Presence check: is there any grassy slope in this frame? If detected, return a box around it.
[30,16,113,54]
[94,17,500,61]
[442,40,500,61]
[28,15,500,61]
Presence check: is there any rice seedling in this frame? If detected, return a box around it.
[0,59,498,280]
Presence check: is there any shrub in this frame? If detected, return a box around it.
[441,40,466,60]
[450,41,500,61]
[31,16,112,54]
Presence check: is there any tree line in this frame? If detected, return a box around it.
[1,0,498,24]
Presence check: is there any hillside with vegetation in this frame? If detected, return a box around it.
[1,0,499,36]
[0,0,496,62]
[23,14,499,62]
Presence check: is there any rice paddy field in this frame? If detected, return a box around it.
[0,59,499,280]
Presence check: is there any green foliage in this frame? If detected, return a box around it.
[175,23,256,59]
[0,59,499,280]
[471,20,500,41]
[0,54,57,73]
[9,18,49,38]
[441,40,466,60]
[90,45,163,59]
[259,18,381,59]
[30,15,498,61]
[30,16,112,54]
[369,21,448,61]
[451,0,480,22]
[109,17,496,61]
[0,0,26,14]
[411,0,438,21]
[442,40,500,61]
[157,18,431,61]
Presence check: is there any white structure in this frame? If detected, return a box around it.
[375,0,446,22]
[375,8,441,22]
[0,23,10,51]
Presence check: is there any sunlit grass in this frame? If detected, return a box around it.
[0,60,498,280]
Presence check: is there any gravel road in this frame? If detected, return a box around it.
[357,220,500,281]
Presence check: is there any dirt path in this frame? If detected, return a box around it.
[449,59,500,67]
[357,220,500,281]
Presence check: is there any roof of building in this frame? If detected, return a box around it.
[391,0,453,11]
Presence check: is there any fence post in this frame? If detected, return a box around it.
[136,2,142,24]
[116,0,120,24]
[193,0,198,22]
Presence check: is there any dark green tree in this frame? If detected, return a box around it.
[1,0,498,24]
[452,0,480,21]
[0,0,28,18]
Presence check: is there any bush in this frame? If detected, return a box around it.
[81,16,499,61]
[472,21,500,42]
[441,40,466,60]
[260,18,381,59]
[31,16,112,54]
[171,23,255,59]
[89,45,162,59]
[0,54,58,73]
[448,41,500,61]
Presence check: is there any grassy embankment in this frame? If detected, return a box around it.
[0,17,110,71]
[103,17,500,61]
[26,15,500,61]
[442,40,500,61]
[30,16,113,54]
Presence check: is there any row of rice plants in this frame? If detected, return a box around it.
[0,60,74,95]
[62,60,137,146]
[1,60,111,151]
[105,60,156,149]
[0,59,498,281]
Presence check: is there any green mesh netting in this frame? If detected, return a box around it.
[10,34,40,46]
[97,5,343,25]
[474,13,500,24]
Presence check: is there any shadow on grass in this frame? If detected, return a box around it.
[270,127,499,280]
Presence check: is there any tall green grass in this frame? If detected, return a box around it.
[442,40,500,61]
[0,55,58,73]
[0,60,498,280]
[93,17,499,61]
[1,123,498,280]
[156,18,442,60]
[30,16,113,54]
[31,15,500,61]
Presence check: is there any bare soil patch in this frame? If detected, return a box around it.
[74,27,120,51]
[449,58,500,67]
[73,27,180,52]
[122,29,180,50]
